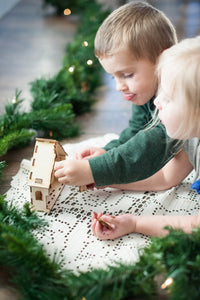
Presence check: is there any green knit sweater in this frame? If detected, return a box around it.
[89,98,177,187]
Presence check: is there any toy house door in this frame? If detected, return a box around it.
[31,187,49,212]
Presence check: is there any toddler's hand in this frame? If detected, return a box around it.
[54,158,94,186]
[75,147,106,160]
[91,212,136,240]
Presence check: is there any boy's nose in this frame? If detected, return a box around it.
[115,79,127,92]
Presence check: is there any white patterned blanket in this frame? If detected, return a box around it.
[5,134,200,273]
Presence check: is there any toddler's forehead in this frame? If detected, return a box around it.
[161,64,175,84]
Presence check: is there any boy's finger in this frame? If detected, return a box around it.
[57,176,71,185]
[54,168,64,178]
[54,161,63,170]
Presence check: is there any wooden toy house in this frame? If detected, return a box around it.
[28,138,67,213]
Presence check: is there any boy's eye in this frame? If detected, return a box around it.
[124,73,133,78]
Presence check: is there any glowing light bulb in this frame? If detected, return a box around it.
[68,66,75,73]
[64,8,71,15]
[161,277,173,289]
[12,97,17,104]
[87,59,93,66]
[82,41,88,47]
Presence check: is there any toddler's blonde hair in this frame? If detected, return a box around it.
[157,36,200,139]
[95,1,177,63]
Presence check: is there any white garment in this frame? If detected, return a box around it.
[183,138,200,181]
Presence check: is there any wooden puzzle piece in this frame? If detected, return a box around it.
[97,218,113,230]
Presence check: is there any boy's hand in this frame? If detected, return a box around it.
[54,158,94,186]
[75,147,106,160]
[91,212,136,240]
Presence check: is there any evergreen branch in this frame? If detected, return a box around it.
[1,192,200,299]
[0,196,72,299]
[67,262,157,300]
[0,197,47,231]
[30,104,79,139]
[0,129,35,157]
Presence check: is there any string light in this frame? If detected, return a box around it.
[87,59,93,66]
[68,66,75,73]
[64,8,71,15]
[161,277,173,289]
[82,41,88,47]
[12,97,17,104]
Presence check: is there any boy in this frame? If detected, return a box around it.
[54,2,190,189]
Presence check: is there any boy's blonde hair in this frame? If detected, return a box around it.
[95,1,177,63]
[157,36,200,139]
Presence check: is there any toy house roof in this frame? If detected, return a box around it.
[28,138,67,189]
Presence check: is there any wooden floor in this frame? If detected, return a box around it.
[0,0,199,299]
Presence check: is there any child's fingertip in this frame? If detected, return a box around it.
[98,212,103,218]
[54,162,60,170]
[92,212,97,218]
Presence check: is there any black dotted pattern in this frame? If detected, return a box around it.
[6,136,200,273]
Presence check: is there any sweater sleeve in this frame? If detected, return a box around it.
[89,122,178,187]
[104,102,151,151]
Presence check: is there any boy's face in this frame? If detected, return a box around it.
[99,48,157,105]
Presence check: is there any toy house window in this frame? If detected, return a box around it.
[29,172,33,180]
[35,178,43,184]
[35,145,38,153]
[32,159,35,166]
[35,191,43,201]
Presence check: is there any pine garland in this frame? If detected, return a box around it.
[0,1,110,157]
[1,193,200,299]
[0,89,78,155]
[0,196,73,300]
